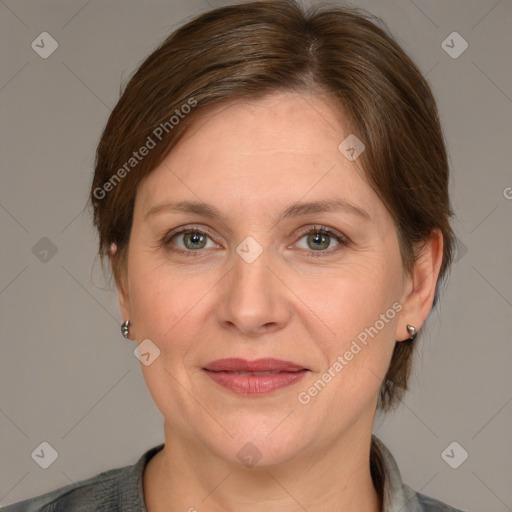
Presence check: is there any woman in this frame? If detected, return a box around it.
[3,1,464,511]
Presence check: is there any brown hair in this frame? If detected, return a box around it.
[90,0,455,413]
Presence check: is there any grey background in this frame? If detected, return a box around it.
[1,0,511,510]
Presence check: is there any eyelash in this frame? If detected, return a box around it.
[160,224,349,259]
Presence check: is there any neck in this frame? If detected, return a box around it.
[143,422,382,512]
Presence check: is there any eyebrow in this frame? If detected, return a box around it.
[144,198,372,223]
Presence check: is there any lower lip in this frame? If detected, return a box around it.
[203,369,309,395]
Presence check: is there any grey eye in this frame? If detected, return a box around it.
[178,231,210,250]
[295,229,341,252]
[306,232,331,250]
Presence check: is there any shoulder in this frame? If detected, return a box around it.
[1,466,125,512]
[0,470,118,512]
[1,444,164,512]
[403,483,467,512]
[371,435,466,512]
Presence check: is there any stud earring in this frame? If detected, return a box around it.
[406,324,417,341]
[121,320,131,339]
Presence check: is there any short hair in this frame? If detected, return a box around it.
[90,0,455,412]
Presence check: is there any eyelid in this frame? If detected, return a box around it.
[293,224,349,246]
[161,224,220,245]
[292,225,349,258]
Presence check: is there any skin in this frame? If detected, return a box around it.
[113,91,443,512]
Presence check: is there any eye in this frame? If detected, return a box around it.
[161,224,348,258]
[294,225,348,257]
[161,226,218,256]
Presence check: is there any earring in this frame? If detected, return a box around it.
[121,320,131,339]
[406,324,417,341]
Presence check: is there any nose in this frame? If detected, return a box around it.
[215,246,292,338]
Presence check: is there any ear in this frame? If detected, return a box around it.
[396,229,444,342]
[110,243,133,336]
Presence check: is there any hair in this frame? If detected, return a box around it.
[90,0,455,415]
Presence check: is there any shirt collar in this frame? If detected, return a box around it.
[372,434,423,512]
[116,443,164,511]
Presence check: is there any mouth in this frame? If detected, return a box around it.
[202,358,310,395]
[203,357,308,372]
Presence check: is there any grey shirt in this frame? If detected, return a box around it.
[1,435,465,511]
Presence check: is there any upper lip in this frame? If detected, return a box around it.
[203,358,308,372]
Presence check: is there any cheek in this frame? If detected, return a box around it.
[126,249,221,361]
[126,259,209,418]
[129,270,197,341]
[306,258,401,396]
[306,256,399,338]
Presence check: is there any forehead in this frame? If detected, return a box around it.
[177,91,349,159]
[136,91,382,223]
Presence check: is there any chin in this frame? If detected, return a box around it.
[204,418,313,468]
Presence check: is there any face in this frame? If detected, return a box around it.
[118,91,412,466]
